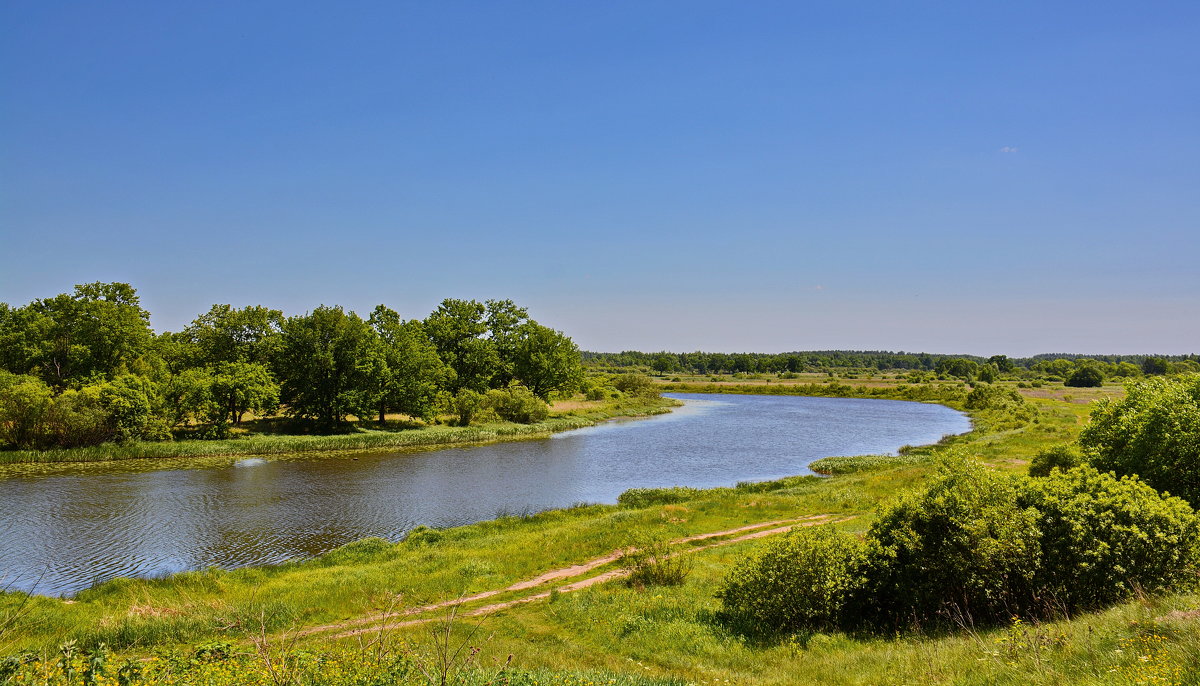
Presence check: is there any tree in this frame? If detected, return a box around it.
[1080,374,1200,504]
[162,368,217,429]
[988,355,1015,373]
[277,306,384,430]
[0,283,153,387]
[424,299,501,393]
[368,306,450,422]
[935,357,979,379]
[181,304,283,368]
[511,322,583,400]
[209,361,279,425]
[976,363,998,384]
[484,299,529,387]
[1112,361,1142,378]
[1142,357,1170,376]
[1065,366,1104,388]
[0,372,55,449]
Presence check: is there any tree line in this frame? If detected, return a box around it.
[0,283,584,449]
[586,349,1199,384]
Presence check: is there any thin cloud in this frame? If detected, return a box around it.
[999,146,1018,153]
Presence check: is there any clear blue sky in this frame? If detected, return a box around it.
[3,2,1197,356]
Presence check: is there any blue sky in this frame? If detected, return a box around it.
[2,2,1197,356]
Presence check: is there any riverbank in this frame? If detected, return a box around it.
[0,395,679,468]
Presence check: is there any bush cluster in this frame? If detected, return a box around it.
[486,385,550,424]
[1080,374,1200,504]
[0,371,170,448]
[718,459,1199,635]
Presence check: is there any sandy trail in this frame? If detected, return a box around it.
[313,514,844,640]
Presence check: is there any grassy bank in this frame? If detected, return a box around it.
[0,395,678,467]
[7,384,1192,685]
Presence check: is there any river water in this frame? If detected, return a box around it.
[0,393,969,596]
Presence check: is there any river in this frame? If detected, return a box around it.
[0,393,969,596]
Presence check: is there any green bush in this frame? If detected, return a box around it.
[719,458,1200,636]
[0,372,55,448]
[718,525,868,633]
[618,536,693,588]
[1018,466,1199,611]
[1080,374,1200,504]
[808,454,927,475]
[965,384,1032,415]
[1065,366,1104,388]
[99,374,169,442]
[863,459,1041,628]
[404,525,443,546]
[611,373,656,397]
[451,388,485,426]
[486,385,549,424]
[1028,444,1081,477]
[617,486,700,508]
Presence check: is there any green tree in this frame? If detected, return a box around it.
[98,373,167,442]
[0,283,153,387]
[1080,374,1200,504]
[181,304,283,368]
[368,306,450,422]
[988,355,1015,373]
[1142,357,1170,375]
[0,372,55,449]
[277,306,384,430]
[1065,366,1104,388]
[1112,361,1143,378]
[484,299,530,387]
[511,322,583,400]
[209,361,279,425]
[161,368,217,429]
[976,363,998,383]
[424,299,501,393]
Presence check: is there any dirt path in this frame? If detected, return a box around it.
[311,514,845,640]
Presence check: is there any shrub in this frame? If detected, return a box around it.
[486,386,549,424]
[808,454,926,475]
[611,373,656,397]
[99,374,169,442]
[1065,366,1104,388]
[1028,444,1081,477]
[1018,466,1199,611]
[863,459,1041,628]
[718,525,867,633]
[451,389,485,426]
[618,536,692,588]
[617,486,700,508]
[1080,374,1200,504]
[404,525,443,546]
[0,373,55,448]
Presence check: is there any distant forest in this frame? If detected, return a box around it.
[584,349,1200,378]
